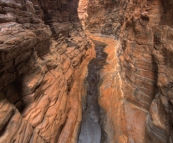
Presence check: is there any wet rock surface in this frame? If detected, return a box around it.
[78,45,107,143]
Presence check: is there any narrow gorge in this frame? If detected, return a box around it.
[78,44,106,143]
[0,0,173,143]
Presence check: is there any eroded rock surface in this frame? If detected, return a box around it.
[0,0,94,143]
[78,44,107,143]
[1,0,173,143]
[84,0,173,143]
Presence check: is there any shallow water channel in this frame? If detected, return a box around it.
[78,45,107,143]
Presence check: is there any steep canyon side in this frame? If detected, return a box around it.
[119,1,173,142]
[84,0,173,143]
[0,0,94,143]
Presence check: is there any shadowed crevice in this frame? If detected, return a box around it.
[78,44,107,143]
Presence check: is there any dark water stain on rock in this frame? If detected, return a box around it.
[78,45,107,143]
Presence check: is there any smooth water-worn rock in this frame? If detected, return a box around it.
[1,0,173,143]
[0,0,94,143]
[78,45,107,143]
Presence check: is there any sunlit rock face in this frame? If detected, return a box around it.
[0,0,94,143]
[84,0,121,35]
[1,0,173,143]
[82,0,173,143]
[119,0,173,142]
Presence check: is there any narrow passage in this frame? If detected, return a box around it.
[78,45,107,143]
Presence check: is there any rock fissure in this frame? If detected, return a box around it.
[78,43,107,143]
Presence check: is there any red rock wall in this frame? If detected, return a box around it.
[1,0,173,143]
[85,0,173,142]
[119,0,173,142]
[84,0,121,35]
[0,0,94,143]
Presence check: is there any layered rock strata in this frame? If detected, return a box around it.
[1,0,173,143]
[85,0,173,143]
[119,0,173,142]
[0,0,94,143]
